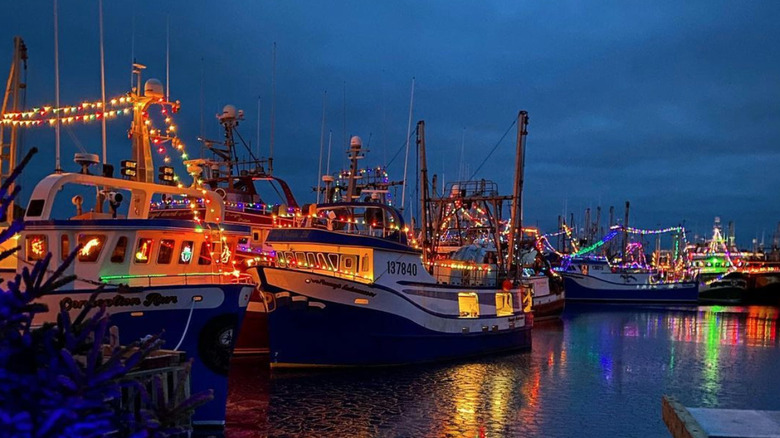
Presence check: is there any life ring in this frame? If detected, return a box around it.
[197,313,239,375]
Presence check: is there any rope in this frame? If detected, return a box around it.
[173,296,197,351]
[468,117,517,180]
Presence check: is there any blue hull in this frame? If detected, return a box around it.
[563,275,699,303]
[38,283,251,427]
[267,291,532,367]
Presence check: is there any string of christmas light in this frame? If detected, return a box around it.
[1,107,132,127]
[1,95,133,120]
[610,225,686,235]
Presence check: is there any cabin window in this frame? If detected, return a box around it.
[78,234,106,263]
[316,253,328,269]
[179,241,194,264]
[60,235,69,261]
[306,253,316,267]
[26,235,47,261]
[276,252,287,267]
[495,292,513,317]
[110,236,128,263]
[26,199,44,217]
[340,255,358,274]
[581,265,589,275]
[327,253,339,269]
[198,242,212,265]
[361,255,370,272]
[285,251,296,266]
[252,230,261,241]
[157,239,175,264]
[458,292,480,318]
[134,238,154,264]
[295,252,307,267]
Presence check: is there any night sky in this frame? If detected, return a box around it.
[3,1,780,248]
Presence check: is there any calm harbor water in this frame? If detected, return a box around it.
[224,304,780,437]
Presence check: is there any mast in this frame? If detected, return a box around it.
[400,77,415,216]
[623,201,630,257]
[317,91,326,204]
[269,42,276,175]
[417,120,429,262]
[345,135,363,202]
[0,36,27,221]
[506,110,528,278]
[54,0,61,172]
[99,0,107,164]
[130,64,154,182]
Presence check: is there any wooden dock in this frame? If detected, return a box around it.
[663,395,780,438]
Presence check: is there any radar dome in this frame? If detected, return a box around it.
[144,79,164,98]
[221,105,237,120]
[350,136,362,150]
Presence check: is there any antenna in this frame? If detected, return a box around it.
[269,41,276,175]
[317,90,327,204]
[400,77,415,214]
[129,0,135,87]
[256,96,261,158]
[99,0,107,164]
[326,129,332,175]
[166,14,170,102]
[53,0,62,172]
[199,57,204,140]
[459,127,465,181]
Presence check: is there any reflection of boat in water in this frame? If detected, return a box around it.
[560,256,699,303]
[18,70,253,427]
[257,133,533,367]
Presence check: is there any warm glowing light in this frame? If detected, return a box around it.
[80,238,100,256]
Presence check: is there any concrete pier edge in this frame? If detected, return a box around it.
[662,395,708,438]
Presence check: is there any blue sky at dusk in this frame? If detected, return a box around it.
[3,1,780,247]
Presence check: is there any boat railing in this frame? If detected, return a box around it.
[100,271,255,288]
[275,260,374,284]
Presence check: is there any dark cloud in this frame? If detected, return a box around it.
[3,0,779,246]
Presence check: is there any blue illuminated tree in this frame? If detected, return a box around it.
[0,149,212,437]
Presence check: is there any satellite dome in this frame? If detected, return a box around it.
[144,79,164,98]
[350,136,362,150]
[221,104,237,120]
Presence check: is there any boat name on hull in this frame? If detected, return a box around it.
[307,277,376,297]
[60,293,179,311]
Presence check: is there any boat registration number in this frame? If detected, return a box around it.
[387,261,418,276]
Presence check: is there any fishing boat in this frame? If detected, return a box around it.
[421,114,565,320]
[687,218,749,304]
[150,104,299,355]
[256,128,533,367]
[559,255,699,303]
[15,69,253,427]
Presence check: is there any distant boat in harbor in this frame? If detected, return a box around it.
[559,256,699,303]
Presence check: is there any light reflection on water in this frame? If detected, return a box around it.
[225,305,780,437]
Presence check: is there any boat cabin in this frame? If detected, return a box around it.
[19,172,252,289]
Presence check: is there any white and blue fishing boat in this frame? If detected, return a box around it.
[258,127,534,367]
[14,71,253,427]
[559,256,698,303]
[257,202,532,367]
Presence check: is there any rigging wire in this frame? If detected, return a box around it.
[468,117,518,180]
